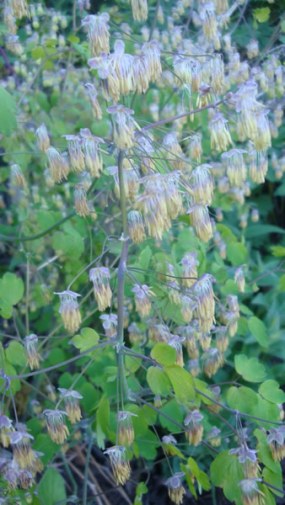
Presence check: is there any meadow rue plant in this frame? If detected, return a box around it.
[0,0,285,503]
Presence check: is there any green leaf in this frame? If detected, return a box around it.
[245,225,285,238]
[78,381,100,414]
[164,365,195,403]
[38,468,66,505]
[210,451,243,502]
[255,429,281,473]
[71,327,99,353]
[159,399,184,432]
[263,467,283,497]
[253,7,270,23]
[5,341,26,367]
[227,242,248,266]
[0,273,24,318]
[34,434,59,465]
[146,366,172,396]
[150,343,176,366]
[134,482,148,505]
[235,354,266,382]
[259,380,285,404]
[138,246,152,270]
[187,457,211,491]
[52,228,84,260]
[227,386,258,415]
[248,316,268,347]
[0,86,17,135]
[125,354,142,373]
[96,396,110,448]
[271,245,285,258]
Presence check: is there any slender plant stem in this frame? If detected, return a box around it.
[25,253,30,335]
[141,99,225,131]
[83,438,93,505]
[0,211,75,243]
[116,149,129,408]
[12,340,113,379]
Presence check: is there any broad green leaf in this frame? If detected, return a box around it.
[52,228,84,260]
[71,327,99,353]
[248,316,268,347]
[271,245,285,258]
[0,273,24,317]
[34,434,58,465]
[135,429,159,460]
[125,354,142,373]
[263,467,283,497]
[216,224,237,243]
[227,242,248,266]
[227,386,258,415]
[78,381,100,413]
[259,380,285,404]
[146,366,172,396]
[150,343,176,366]
[159,399,184,432]
[5,341,26,367]
[164,365,195,403]
[245,225,285,238]
[210,451,243,503]
[38,468,66,505]
[0,86,17,134]
[253,7,270,23]
[235,354,266,382]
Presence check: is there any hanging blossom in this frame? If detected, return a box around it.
[82,13,110,56]
[107,105,136,149]
[55,290,82,333]
[165,472,186,505]
[89,267,112,311]
[58,389,83,424]
[104,446,131,485]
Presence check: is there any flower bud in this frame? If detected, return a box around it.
[24,334,41,370]
[165,472,186,505]
[100,313,117,338]
[89,267,112,311]
[267,427,285,461]
[210,113,232,152]
[184,410,204,446]
[58,389,83,424]
[63,135,85,173]
[0,415,14,448]
[43,410,69,444]
[55,290,82,333]
[104,446,131,485]
[82,13,110,56]
[239,478,264,505]
[10,429,36,469]
[208,427,221,447]
[46,147,69,183]
[202,347,224,377]
[117,411,136,446]
[10,164,27,190]
[36,124,50,152]
[132,284,153,318]
[189,205,213,242]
